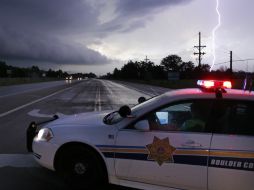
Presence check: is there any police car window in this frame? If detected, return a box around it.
[135,100,213,132]
[212,100,254,136]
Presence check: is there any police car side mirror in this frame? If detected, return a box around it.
[118,105,131,118]
[138,96,146,104]
[134,120,150,131]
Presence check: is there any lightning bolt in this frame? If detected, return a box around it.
[210,0,221,71]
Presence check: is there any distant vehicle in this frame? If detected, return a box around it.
[27,80,254,190]
[65,75,72,80]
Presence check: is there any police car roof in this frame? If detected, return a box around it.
[163,88,254,101]
[131,88,254,117]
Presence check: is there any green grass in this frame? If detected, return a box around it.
[0,77,62,86]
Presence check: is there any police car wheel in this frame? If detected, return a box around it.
[57,146,105,189]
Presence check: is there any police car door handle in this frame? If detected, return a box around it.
[108,134,114,139]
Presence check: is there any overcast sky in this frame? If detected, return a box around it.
[0,0,253,75]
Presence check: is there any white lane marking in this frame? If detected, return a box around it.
[28,109,67,118]
[94,87,98,111]
[0,154,39,168]
[98,86,101,111]
[94,86,101,112]
[0,81,66,98]
[0,86,73,118]
[102,80,124,105]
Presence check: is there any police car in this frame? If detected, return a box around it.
[27,80,254,190]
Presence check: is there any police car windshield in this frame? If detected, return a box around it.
[103,96,159,125]
[131,94,163,113]
[103,95,162,125]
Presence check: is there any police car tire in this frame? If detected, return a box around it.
[56,146,106,189]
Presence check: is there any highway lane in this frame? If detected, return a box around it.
[0,166,135,190]
[1,79,164,153]
[114,80,169,96]
[0,80,81,116]
[0,79,169,189]
[0,80,70,98]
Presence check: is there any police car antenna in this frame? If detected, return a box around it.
[215,88,223,98]
[243,74,251,92]
[241,72,254,93]
[248,78,253,92]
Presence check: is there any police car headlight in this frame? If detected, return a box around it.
[36,128,54,142]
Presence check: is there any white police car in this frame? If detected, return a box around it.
[27,80,254,190]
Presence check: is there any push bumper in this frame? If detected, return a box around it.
[26,115,59,152]
[26,122,38,152]
[32,139,59,171]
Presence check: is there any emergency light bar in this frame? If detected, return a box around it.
[197,80,232,89]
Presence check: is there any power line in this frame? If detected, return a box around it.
[215,58,254,65]
[232,58,254,62]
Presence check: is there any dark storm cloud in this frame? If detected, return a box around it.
[116,0,190,16]
[101,0,191,33]
[0,0,99,34]
[0,27,108,64]
[0,0,106,65]
[0,0,191,66]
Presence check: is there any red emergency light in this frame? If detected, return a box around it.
[197,80,232,89]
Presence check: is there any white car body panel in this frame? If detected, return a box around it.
[31,88,254,190]
[115,130,211,190]
[208,134,254,190]
[33,140,59,170]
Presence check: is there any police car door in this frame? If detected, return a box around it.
[115,99,213,190]
[208,100,254,190]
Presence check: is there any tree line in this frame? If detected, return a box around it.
[0,61,96,78]
[103,54,236,80]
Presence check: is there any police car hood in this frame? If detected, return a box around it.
[46,111,109,128]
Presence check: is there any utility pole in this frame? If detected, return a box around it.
[144,56,149,63]
[230,51,233,73]
[194,32,206,67]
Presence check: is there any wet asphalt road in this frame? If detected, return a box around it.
[0,79,169,190]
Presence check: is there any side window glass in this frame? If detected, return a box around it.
[209,100,230,133]
[212,100,254,136]
[146,100,212,132]
[228,101,254,136]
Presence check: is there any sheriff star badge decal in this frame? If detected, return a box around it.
[146,136,176,166]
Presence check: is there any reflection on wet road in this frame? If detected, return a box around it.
[0,79,169,190]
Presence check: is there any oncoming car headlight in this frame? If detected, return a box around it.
[36,128,54,142]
